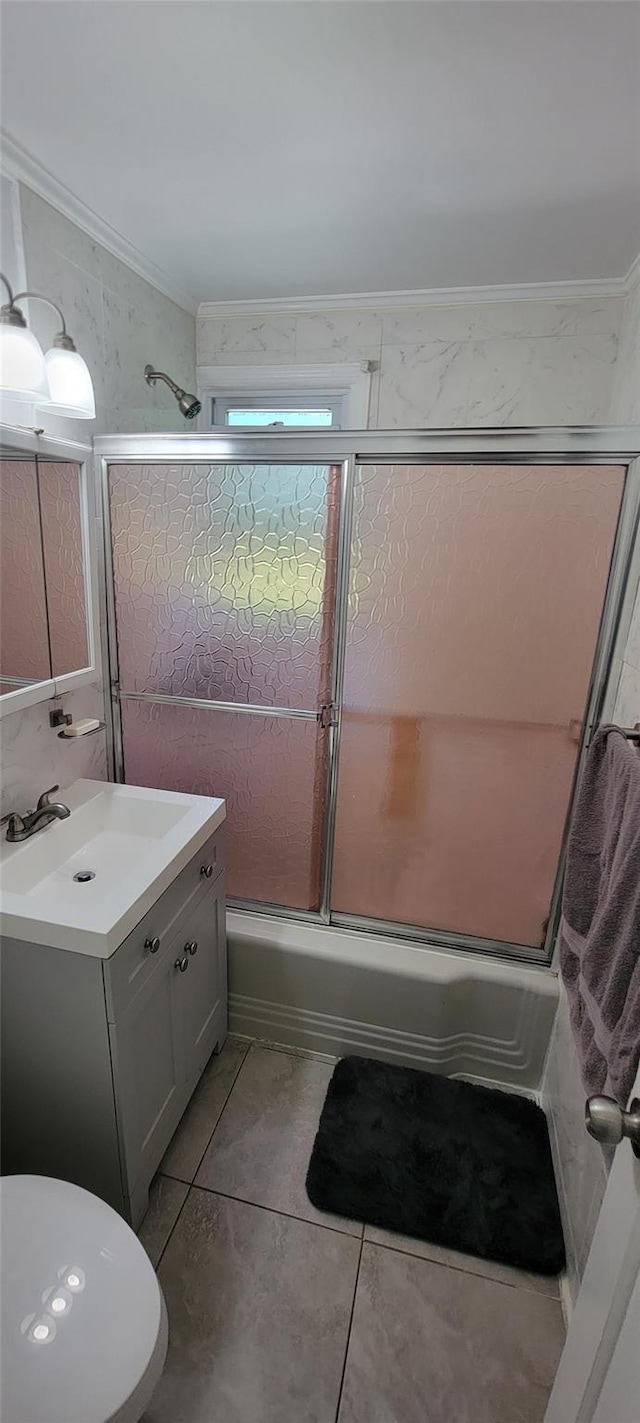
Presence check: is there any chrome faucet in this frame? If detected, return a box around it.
[2,786,71,842]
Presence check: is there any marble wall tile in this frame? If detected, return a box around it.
[470,298,625,341]
[197,292,624,430]
[0,683,108,818]
[197,314,296,362]
[19,184,103,286]
[609,276,640,425]
[101,285,190,433]
[377,298,623,349]
[614,660,640,726]
[377,340,469,427]
[295,310,383,359]
[381,305,486,346]
[466,334,616,426]
[619,576,640,675]
[18,186,196,441]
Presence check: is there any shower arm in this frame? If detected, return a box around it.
[144,366,186,399]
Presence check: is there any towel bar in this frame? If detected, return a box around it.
[587,724,640,750]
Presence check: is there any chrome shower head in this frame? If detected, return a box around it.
[144,365,202,421]
[177,391,202,420]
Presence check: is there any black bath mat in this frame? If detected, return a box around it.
[306,1056,565,1275]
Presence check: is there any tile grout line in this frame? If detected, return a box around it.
[361,1234,562,1301]
[153,1181,192,1273]
[170,1176,364,1242]
[333,1235,365,1423]
[183,1039,253,1186]
[151,1038,252,1270]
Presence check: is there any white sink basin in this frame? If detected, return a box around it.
[0,779,225,956]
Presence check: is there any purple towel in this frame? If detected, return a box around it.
[559,724,640,1106]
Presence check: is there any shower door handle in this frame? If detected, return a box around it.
[318,704,338,729]
[585,1096,640,1156]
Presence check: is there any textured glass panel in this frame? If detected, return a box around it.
[332,463,625,946]
[109,463,338,709]
[39,461,89,677]
[0,456,50,685]
[120,699,327,910]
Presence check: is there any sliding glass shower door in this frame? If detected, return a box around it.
[330,461,625,949]
[108,461,341,910]
[104,437,630,959]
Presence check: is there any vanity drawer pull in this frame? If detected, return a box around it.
[175,956,189,973]
[145,936,161,954]
[200,864,214,879]
[185,940,198,957]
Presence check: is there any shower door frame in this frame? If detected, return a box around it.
[95,426,640,966]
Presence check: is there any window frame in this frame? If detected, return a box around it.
[211,391,345,430]
[197,362,373,431]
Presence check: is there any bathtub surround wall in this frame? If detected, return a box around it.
[197,294,624,428]
[0,182,196,814]
[609,262,640,427]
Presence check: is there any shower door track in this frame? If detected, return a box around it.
[96,426,640,967]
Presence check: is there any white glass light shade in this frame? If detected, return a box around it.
[0,323,50,403]
[42,346,96,419]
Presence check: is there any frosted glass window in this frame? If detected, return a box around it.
[331,462,625,947]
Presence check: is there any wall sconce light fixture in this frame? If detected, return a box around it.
[0,273,96,419]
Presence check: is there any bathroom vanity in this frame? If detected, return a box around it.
[0,779,227,1227]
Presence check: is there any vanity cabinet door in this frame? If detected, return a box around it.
[109,949,185,1194]
[174,878,227,1087]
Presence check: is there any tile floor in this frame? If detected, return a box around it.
[141,1038,566,1423]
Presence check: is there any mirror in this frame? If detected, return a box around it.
[0,448,90,699]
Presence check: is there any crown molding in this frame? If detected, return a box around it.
[198,275,630,319]
[3,130,637,321]
[0,131,197,316]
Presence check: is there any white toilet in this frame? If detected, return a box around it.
[0,1175,168,1423]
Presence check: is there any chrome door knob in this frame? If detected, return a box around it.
[185,940,198,956]
[175,956,189,973]
[200,864,214,878]
[585,1096,640,1157]
[145,936,161,954]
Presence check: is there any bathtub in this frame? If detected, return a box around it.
[227,910,559,1091]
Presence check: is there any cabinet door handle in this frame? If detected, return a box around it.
[145,936,161,954]
[185,940,198,956]
[200,864,214,879]
[175,956,189,973]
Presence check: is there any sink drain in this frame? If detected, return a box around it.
[73,870,96,883]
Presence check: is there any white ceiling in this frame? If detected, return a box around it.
[2,1,639,305]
